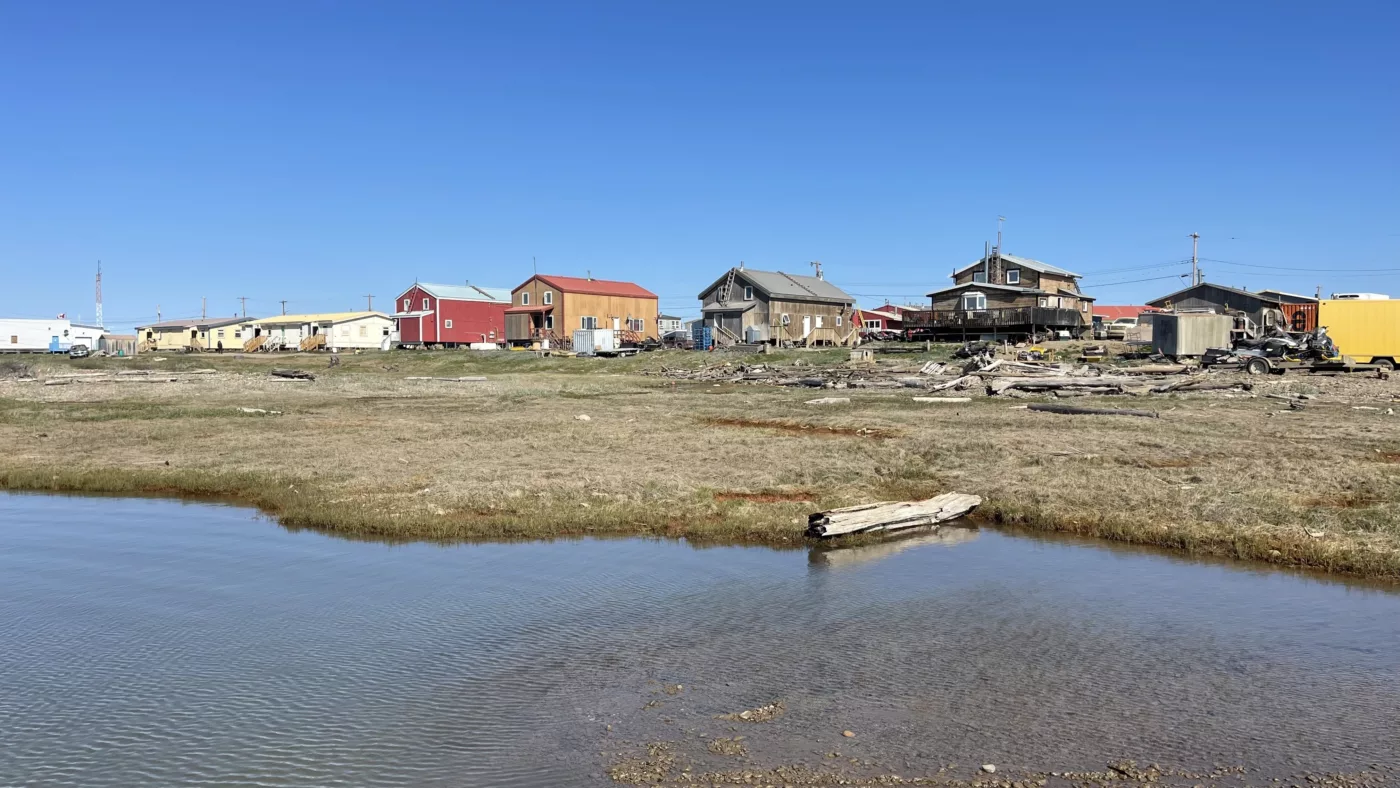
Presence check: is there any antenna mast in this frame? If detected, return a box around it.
[95,262,104,327]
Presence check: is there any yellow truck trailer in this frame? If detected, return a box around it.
[1318,299,1400,370]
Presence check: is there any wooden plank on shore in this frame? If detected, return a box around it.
[1028,403,1160,418]
[912,397,971,403]
[806,492,982,538]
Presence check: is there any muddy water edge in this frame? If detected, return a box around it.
[1,493,1398,787]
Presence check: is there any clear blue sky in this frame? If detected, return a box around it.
[2,1,1396,330]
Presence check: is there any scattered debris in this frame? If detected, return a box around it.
[237,407,282,415]
[805,397,851,405]
[270,369,315,380]
[982,764,998,774]
[911,396,971,403]
[841,730,856,738]
[574,414,592,421]
[717,701,786,723]
[807,492,982,538]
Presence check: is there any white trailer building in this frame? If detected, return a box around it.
[0,318,75,353]
[247,311,393,352]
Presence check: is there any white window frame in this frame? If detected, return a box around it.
[815,315,824,328]
[543,291,553,305]
[743,286,754,301]
[403,298,411,312]
[443,319,453,329]
[962,292,987,311]
[581,316,598,330]
[836,315,842,327]
[627,318,644,332]
[1006,269,1020,285]
[864,319,881,330]
[972,271,987,283]
[1082,302,1090,312]
[422,298,430,310]
[521,292,530,306]
[544,314,554,330]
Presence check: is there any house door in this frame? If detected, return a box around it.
[190,329,199,347]
[49,336,60,352]
[612,317,620,331]
[802,316,811,336]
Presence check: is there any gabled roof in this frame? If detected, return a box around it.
[855,308,903,321]
[927,282,1046,297]
[411,283,512,303]
[254,311,389,325]
[952,253,1080,279]
[1146,282,1280,308]
[518,274,657,299]
[1058,288,1094,301]
[658,314,681,320]
[697,267,855,305]
[140,317,244,330]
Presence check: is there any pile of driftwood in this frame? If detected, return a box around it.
[39,369,217,387]
[649,358,1256,400]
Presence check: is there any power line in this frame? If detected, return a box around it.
[1201,257,1400,273]
[1084,274,1192,288]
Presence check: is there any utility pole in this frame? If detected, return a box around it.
[157,304,161,321]
[810,260,823,280]
[201,297,207,319]
[364,294,374,311]
[95,262,104,328]
[996,216,1005,253]
[237,296,248,318]
[1190,232,1200,286]
[280,300,288,315]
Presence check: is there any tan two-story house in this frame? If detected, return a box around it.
[907,252,1095,340]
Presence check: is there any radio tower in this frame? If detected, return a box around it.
[95,262,104,328]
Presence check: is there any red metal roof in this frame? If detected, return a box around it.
[1093,305,1159,320]
[517,274,657,299]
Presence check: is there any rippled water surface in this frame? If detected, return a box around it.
[2,494,1400,787]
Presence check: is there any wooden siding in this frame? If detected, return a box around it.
[510,276,659,342]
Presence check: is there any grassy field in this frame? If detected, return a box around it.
[3,347,1400,579]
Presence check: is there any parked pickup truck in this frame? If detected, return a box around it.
[1104,317,1138,340]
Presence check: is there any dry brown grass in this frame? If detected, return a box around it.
[5,350,1400,578]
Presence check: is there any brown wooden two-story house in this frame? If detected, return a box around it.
[906,251,1095,340]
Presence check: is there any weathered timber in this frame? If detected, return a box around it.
[928,375,976,392]
[271,369,316,380]
[805,397,851,405]
[988,376,1131,395]
[1028,403,1160,418]
[806,492,983,538]
[405,376,489,382]
[912,397,971,403]
[1151,378,1252,393]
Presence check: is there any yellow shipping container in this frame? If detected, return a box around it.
[1317,299,1400,369]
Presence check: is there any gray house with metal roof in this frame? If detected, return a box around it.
[697,265,858,346]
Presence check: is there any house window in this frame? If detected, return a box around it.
[444,319,453,329]
[521,292,530,306]
[780,313,790,325]
[234,330,242,339]
[422,298,430,310]
[836,315,842,326]
[962,292,987,311]
[543,291,552,305]
[627,318,644,331]
[581,316,598,329]
[972,272,987,283]
[743,286,754,301]
[815,316,824,328]
[1082,302,1090,312]
[544,315,554,330]
[359,325,369,337]
[1006,269,1020,285]
[403,298,411,312]
[864,320,881,330]
[10,336,17,344]
[1038,297,1048,307]
[217,329,225,338]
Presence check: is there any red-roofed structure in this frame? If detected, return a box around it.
[506,274,660,347]
[1093,305,1158,321]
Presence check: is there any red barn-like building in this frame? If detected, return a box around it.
[393,283,512,348]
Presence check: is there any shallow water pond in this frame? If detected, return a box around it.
[1,493,1398,786]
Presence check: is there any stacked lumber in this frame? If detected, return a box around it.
[806,492,982,538]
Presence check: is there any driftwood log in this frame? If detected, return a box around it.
[1150,378,1252,394]
[988,376,1131,395]
[807,492,982,538]
[1028,403,1160,419]
[271,369,316,380]
[405,376,488,382]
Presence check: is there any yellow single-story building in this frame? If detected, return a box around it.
[136,317,246,352]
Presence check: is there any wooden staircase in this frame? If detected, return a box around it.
[299,334,326,352]
[243,335,268,353]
